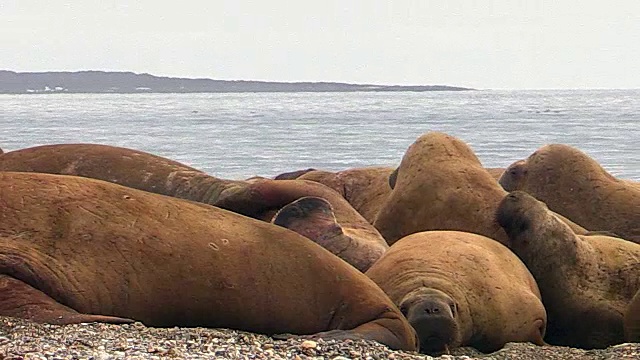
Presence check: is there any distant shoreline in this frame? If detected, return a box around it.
[0,70,473,94]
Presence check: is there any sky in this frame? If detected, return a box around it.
[1,1,640,89]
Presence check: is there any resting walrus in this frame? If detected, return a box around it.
[373,132,514,246]
[497,191,640,349]
[0,171,418,352]
[297,167,395,224]
[221,178,390,272]
[498,144,640,243]
[365,230,547,355]
[0,143,252,211]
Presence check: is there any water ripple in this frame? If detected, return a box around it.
[1,90,638,181]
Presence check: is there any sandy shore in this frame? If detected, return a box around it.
[1,317,638,359]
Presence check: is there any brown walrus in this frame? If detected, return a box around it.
[0,171,418,351]
[498,144,640,243]
[0,143,252,212]
[298,167,395,224]
[0,144,389,270]
[273,168,317,180]
[388,166,506,189]
[496,190,640,349]
[365,230,547,355]
[625,289,640,342]
[373,132,512,246]
[219,178,389,272]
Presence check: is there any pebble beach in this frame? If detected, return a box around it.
[1,317,638,360]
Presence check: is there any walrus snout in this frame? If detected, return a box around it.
[400,294,460,355]
[496,191,534,235]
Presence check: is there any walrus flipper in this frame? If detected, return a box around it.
[271,197,364,264]
[274,324,418,352]
[0,275,134,325]
[272,196,345,243]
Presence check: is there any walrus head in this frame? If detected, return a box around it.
[495,191,539,237]
[399,288,461,355]
[498,160,528,191]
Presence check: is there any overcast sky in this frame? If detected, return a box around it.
[2,1,639,89]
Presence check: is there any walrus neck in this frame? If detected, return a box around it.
[166,171,255,215]
[160,170,224,201]
[512,215,584,282]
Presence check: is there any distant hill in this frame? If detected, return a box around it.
[0,70,472,94]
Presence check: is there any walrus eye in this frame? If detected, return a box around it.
[399,305,408,316]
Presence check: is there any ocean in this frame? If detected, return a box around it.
[1,89,638,180]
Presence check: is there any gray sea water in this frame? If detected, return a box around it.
[1,89,639,180]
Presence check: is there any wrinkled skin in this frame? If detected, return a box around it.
[0,171,418,352]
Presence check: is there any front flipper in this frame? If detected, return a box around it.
[272,196,345,246]
[0,274,134,325]
[273,319,419,352]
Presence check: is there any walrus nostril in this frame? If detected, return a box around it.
[424,306,441,314]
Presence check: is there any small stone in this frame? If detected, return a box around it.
[301,340,317,349]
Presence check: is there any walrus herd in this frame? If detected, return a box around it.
[0,131,638,355]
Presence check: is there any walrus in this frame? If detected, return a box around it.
[625,289,640,342]
[388,166,505,188]
[298,167,395,224]
[0,143,255,213]
[219,178,389,272]
[365,230,547,355]
[498,144,640,243]
[373,132,514,246]
[274,168,317,180]
[0,171,418,351]
[496,190,640,349]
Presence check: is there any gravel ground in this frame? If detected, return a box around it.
[1,317,638,360]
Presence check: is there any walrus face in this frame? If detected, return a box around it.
[496,191,550,241]
[399,288,460,355]
[498,160,528,191]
